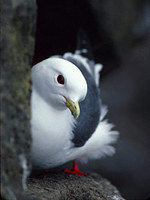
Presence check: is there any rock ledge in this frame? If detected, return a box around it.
[26,172,125,200]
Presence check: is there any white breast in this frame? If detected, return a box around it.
[31,89,76,169]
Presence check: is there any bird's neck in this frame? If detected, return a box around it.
[31,89,76,138]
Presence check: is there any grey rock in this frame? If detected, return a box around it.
[1,0,36,199]
[27,172,125,200]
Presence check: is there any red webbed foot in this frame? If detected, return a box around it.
[64,161,87,176]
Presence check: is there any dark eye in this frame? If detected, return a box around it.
[57,75,65,85]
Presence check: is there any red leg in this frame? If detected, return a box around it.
[64,161,87,176]
[44,169,50,173]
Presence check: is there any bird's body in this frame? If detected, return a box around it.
[31,86,76,168]
[31,44,119,170]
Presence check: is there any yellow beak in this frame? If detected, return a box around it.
[64,97,80,119]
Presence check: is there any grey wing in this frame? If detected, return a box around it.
[64,56,101,147]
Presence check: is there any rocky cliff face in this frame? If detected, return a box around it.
[0,1,125,199]
[1,0,36,199]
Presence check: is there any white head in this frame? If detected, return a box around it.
[32,57,87,118]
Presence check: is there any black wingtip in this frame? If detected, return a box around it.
[76,29,94,60]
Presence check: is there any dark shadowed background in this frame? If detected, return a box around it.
[33,0,150,199]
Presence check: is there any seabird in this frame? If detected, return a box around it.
[31,34,119,175]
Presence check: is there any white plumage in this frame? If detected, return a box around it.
[31,55,119,170]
